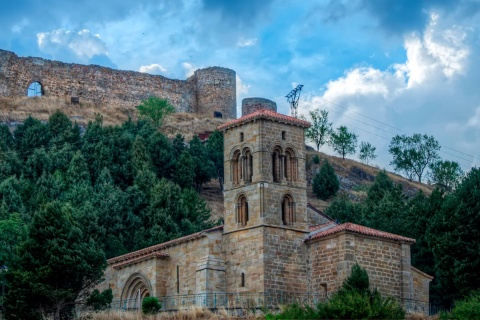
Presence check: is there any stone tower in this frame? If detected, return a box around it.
[218,98,311,296]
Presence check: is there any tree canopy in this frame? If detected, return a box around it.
[304,109,333,151]
[388,133,440,183]
[329,125,357,159]
[0,112,220,318]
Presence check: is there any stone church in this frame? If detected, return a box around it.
[97,98,432,312]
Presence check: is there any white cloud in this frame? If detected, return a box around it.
[236,75,250,96]
[237,37,257,47]
[37,29,108,62]
[139,64,168,75]
[182,62,197,78]
[299,13,477,171]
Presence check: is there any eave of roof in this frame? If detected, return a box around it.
[307,203,334,222]
[305,222,415,243]
[112,251,169,270]
[107,225,224,265]
[218,109,311,131]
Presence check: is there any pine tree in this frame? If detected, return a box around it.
[312,160,339,200]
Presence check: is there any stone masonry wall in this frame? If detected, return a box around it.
[223,227,265,293]
[308,232,405,299]
[99,229,225,302]
[0,49,236,119]
[263,227,309,294]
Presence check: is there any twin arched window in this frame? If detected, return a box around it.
[282,194,296,225]
[232,148,253,185]
[236,195,249,226]
[272,147,298,183]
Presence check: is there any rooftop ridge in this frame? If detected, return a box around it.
[218,108,310,131]
[306,222,415,243]
[107,225,224,264]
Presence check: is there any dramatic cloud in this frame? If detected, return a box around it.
[37,29,109,63]
[300,13,479,169]
[139,64,168,75]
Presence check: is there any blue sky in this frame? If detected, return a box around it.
[2,0,480,174]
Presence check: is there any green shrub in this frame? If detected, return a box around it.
[440,292,480,320]
[312,160,339,200]
[267,263,405,319]
[142,296,161,315]
[312,154,320,164]
[86,288,113,311]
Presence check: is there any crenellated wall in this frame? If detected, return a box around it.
[0,49,236,119]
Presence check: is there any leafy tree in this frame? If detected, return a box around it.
[388,133,440,183]
[205,131,225,190]
[312,160,339,200]
[304,109,333,151]
[429,160,464,191]
[148,131,175,179]
[3,201,106,320]
[85,288,113,311]
[330,126,358,159]
[358,141,377,165]
[132,135,153,176]
[13,116,50,155]
[137,97,175,127]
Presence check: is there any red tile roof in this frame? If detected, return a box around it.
[218,109,311,131]
[107,225,224,265]
[112,251,169,270]
[306,222,415,243]
[309,221,335,231]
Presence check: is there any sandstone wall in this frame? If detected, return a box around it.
[242,97,277,116]
[0,49,236,119]
[99,229,225,302]
[263,227,309,294]
[308,233,406,299]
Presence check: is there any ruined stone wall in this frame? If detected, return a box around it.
[0,49,236,118]
[242,97,277,116]
[308,233,406,299]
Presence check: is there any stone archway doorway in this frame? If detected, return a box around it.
[120,272,153,309]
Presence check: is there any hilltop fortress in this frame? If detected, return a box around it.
[0,49,236,119]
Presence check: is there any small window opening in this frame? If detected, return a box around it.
[71,97,80,105]
[236,195,249,226]
[241,273,245,287]
[27,82,43,97]
[282,131,286,140]
[240,132,244,142]
[214,111,223,118]
[176,265,180,294]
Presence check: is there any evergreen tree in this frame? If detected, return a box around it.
[189,135,215,190]
[3,201,106,320]
[312,160,339,200]
[205,131,225,190]
[174,150,195,189]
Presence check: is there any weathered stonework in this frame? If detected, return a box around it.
[0,49,236,119]
[98,102,432,313]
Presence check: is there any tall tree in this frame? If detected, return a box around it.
[3,202,106,320]
[427,168,480,306]
[329,125,358,159]
[189,136,215,190]
[137,97,175,127]
[358,141,377,165]
[304,109,333,151]
[312,160,339,200]
[388,133,440,183]
[428,160,464,191]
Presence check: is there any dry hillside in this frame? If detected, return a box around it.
[0,97,433,219]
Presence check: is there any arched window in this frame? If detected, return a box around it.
[243,149,253,183]
[272,147,283,183]
[27,81,43,97]
[282,194,296,226]
[232,150,242,185]
[240,132,244,142]
[236,195,249,227]
[284,148,297,182]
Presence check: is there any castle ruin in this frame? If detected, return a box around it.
[0,49,236,119]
